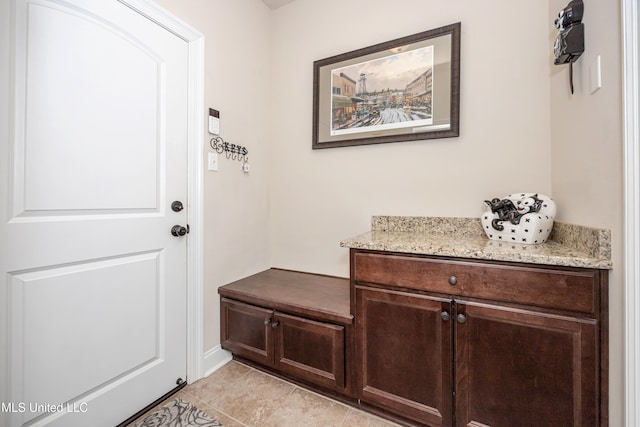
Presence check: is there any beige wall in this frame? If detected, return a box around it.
[549,1,624,425]
[270,0,552,275]
[154,0,623,423]
[153,0,273,351]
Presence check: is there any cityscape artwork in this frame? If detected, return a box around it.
[313,23,460,149]
[330,45,434,136]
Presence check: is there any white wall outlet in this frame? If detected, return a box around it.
[208,152,218,171]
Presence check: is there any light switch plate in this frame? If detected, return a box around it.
[208,152,218,171]
[590,55,602,94]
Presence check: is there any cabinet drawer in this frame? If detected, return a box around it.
[353,252,599,314]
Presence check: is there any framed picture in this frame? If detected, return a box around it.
[312,22,460,149]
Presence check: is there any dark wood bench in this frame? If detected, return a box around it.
[218,268,354,395]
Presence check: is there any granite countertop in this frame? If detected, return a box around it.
[340,216,612,270]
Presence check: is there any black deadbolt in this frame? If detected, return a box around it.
[171,201,184,212]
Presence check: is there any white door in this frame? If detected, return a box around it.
[0,0,190,425]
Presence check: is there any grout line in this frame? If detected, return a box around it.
[224,361,255,385]
[234,362,351,407]
[204,361,403,427]
[339,407,352,427]
[179,390,249,427]
[209,407,249,427]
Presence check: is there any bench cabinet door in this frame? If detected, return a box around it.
[273,312,345,391]
[221,298,274,366]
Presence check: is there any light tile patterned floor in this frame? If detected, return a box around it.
[129,360,402,427]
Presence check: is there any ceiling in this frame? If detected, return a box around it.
[262,0,296,10]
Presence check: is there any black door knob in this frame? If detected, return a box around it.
[171,225,188,237]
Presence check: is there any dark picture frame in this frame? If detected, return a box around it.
[312,22,460,149]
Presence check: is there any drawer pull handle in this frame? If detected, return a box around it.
[264,319,271,326]
[457,314,467,324]
[271,321,280,328]
[440,311,451,321]
[448,276,458,286]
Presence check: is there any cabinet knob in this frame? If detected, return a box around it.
[440,311,451,321]
[457,313,467,324]
[271,321,280,328]
[448,276,458,286]
[264,319,271,326]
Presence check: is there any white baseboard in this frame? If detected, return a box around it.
[201,345,232,379]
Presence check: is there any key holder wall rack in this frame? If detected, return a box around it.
[209,136,248,162]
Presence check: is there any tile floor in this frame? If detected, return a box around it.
[129,360,402,427]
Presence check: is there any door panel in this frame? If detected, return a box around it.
[11,252,161,416]
[356,285,453,427]
[0,0,189,425]
[274,312,345,390]
[221,298,273,366]
[455,301,598,427]
[20,1,160,213]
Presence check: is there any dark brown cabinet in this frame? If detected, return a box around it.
[219,255,607,426]
[219,269,353,394]
[352,249,608,427]
[356,286,453,426]
[454,301,598,427]
[221,297,346,390]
